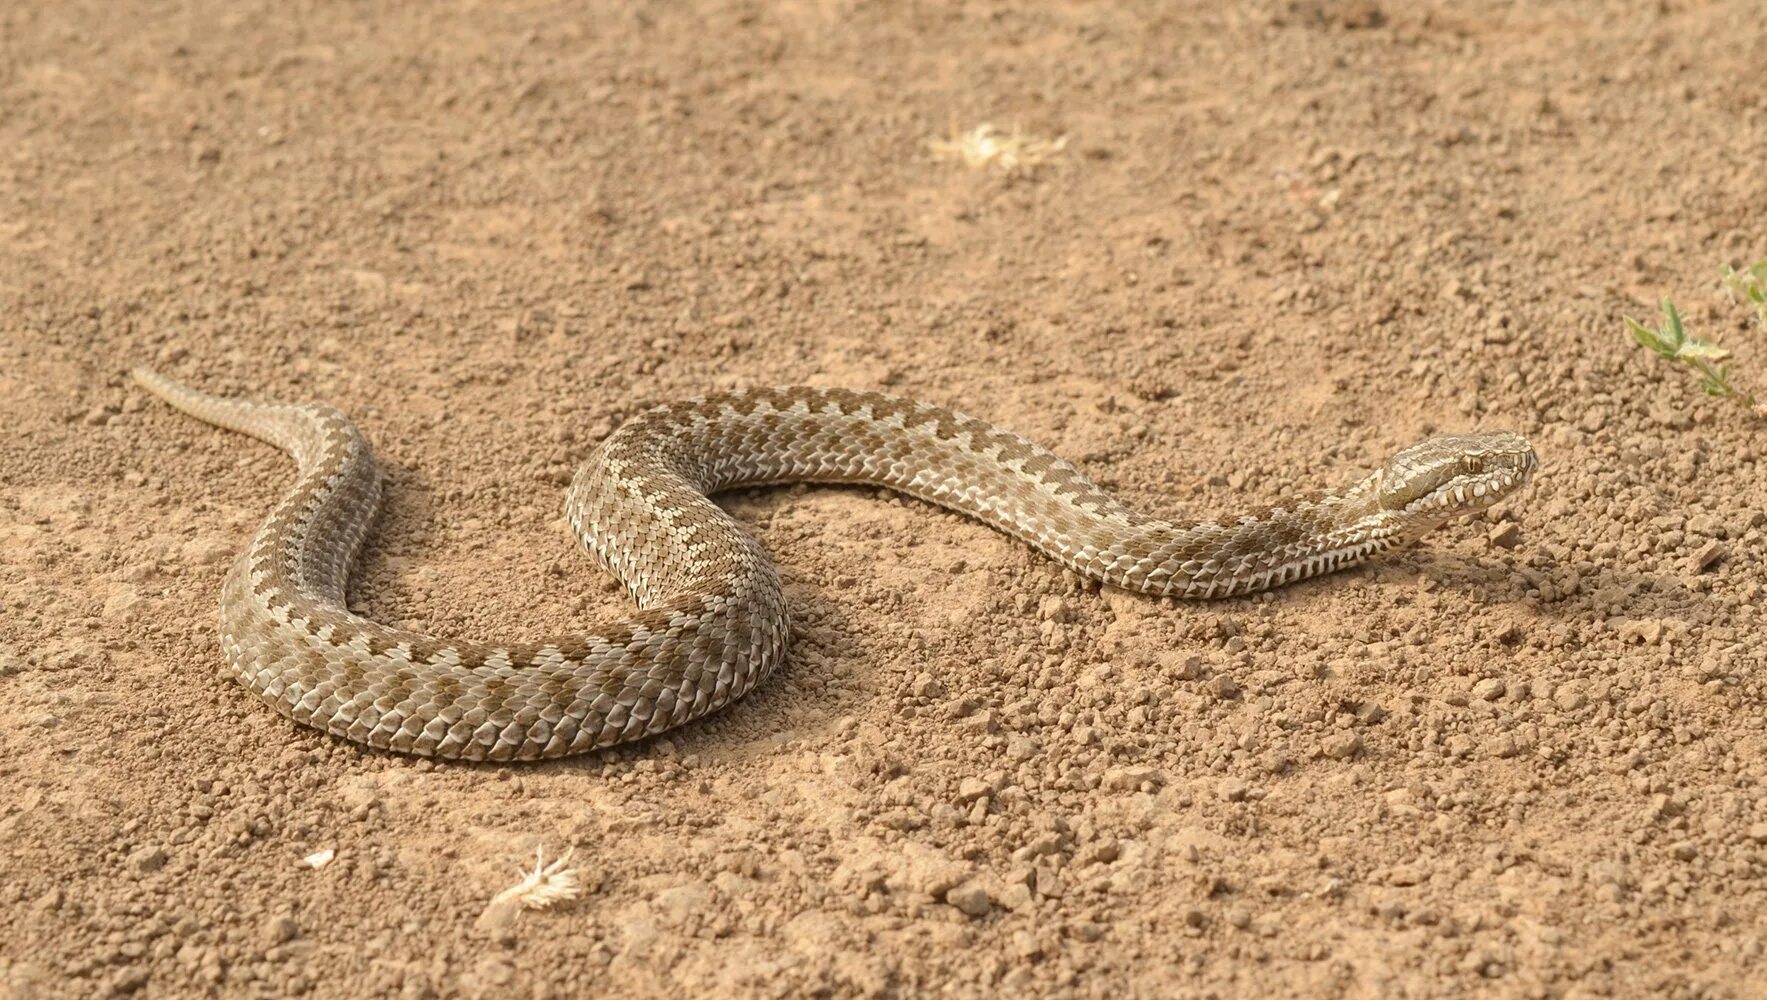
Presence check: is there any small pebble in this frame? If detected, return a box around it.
[180,537,233,567]
[655,881,712,923]
[1388,864,1425,887]
[944,881,994,918]
[955,777,992,803]
[1692,541,1728,572]
[129,845,168,874]
[1102,766,1165,791]
[1208,675,1240,700]
[1553,684,1587,712]
[1322,733,1362,760]
[262,914,298,946]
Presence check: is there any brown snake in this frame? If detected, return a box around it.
[132,369,1536,761]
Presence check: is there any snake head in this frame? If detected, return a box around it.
[1376,431,1537,517]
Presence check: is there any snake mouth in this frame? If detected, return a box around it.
[1403,463,1534,517]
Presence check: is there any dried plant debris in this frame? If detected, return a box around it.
[475,846,582,932]
[929,122,1068,173]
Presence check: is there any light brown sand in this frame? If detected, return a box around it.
[2,1,1764,997]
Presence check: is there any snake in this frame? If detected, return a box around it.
[130,368,1536,761]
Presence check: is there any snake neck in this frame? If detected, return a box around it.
[1107,474,1442,599]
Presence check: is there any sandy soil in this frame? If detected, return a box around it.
[3,0,1765,997]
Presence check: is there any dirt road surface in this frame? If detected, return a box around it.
[2,1,1763,996]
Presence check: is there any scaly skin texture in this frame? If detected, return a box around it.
[131,369,1536,761]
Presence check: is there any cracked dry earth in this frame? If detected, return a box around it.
[2,0,1765,998]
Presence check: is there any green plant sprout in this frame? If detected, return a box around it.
[1625,260,1764,416]
[1722,260,1767,330]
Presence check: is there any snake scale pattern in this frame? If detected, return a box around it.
[132,369,1536,761]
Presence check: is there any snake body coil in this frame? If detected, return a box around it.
[132,369,1535,761]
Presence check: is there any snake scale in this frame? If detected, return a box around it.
[132,369,1536,761]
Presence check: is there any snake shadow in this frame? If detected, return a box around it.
[1388,543,1718,628]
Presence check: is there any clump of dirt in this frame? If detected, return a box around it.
[2,1,1763,997]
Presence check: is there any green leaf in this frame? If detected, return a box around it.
[1661,300,1687,348]
[1625,316,1671,355]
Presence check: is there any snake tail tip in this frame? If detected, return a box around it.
[130,366,168,389]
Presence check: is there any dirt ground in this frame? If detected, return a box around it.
[3,0,1765,996]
